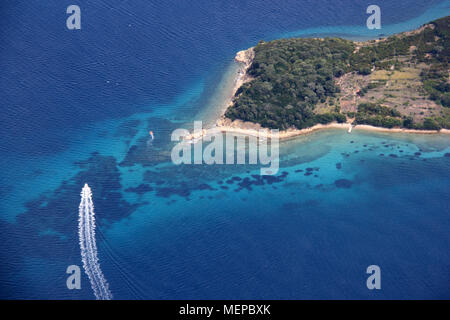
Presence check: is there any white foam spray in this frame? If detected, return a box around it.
[78,183,113,300]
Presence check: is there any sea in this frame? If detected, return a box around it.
[0,0,449,299]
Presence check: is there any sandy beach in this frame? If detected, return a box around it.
[213,117,450,141]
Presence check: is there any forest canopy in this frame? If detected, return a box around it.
[225,16,450,130]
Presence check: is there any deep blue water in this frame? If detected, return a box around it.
[0,0,449,299]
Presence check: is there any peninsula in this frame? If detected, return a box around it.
[214,16,450,139]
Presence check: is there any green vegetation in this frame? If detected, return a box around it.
[354,102,450,130]
[225,16,449,131]
[421,65,450,107]
[418,17,450,108]
[355,103,402,128]
[226,37,355,130]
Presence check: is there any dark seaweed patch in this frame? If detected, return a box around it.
[389,154,398,158]
[237,177,252,191]
[198,183,214,190]
[125,184,153,195]
[335,179,353,189]
[262,175,284,184]
[119,142,150,167]
[234,173,287,191]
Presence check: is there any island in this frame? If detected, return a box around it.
[213,16,450,139]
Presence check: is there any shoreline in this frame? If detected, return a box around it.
[214,118,450,141]
[209,50,450,140]
[188,23,450,142]
[216,47,255,118]
[185,116,450,142]
[196,47,256,128]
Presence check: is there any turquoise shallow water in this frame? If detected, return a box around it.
[0,0,449,299]
[98,130,450,299]
[4,126,449,299]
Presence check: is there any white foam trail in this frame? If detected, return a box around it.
[78,183,113,300]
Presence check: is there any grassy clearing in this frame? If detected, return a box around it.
[371,68,420,81]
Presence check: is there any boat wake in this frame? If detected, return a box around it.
[78,183,113,300]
